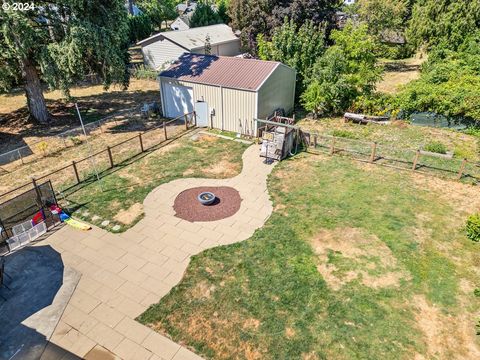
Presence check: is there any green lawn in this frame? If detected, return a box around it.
[62,134,248,231]
[138,153,480,359]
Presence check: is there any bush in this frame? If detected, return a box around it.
[132,65,157,80]
[332,129,358,139]
[466,213,480,242]
[350,93,399,118]
[424,141,447,154]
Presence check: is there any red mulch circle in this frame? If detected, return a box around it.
[173,186,242,222]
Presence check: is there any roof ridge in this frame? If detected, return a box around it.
[187,53,282,65]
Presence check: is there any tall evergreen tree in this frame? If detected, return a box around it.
[0,1,130,124]
[189,2,223,28]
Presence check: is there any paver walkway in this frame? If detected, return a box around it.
[39,143,276,360]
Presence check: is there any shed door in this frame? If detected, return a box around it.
[162,83,194,118]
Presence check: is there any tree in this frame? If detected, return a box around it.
[397,32,480,121]
[0,1,130,124]
[257,18,326,94]
[128,14,154,43]
[229,0,340,53]
[204,34,212,54]
[407,0,480,51]
[137,0,177,29]
[217,0,230,24]
[301,23,381,115]
[356,0,408,40]
[356,0,412,58]
[190,2,223,28]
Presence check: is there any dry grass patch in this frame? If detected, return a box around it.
[203,159,240,177]
[311,227,411,290]
[413,295,480,360]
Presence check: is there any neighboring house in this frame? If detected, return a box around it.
[137,24,241,70]
[170,14,191,31]
[176,1,197,14]
[158,53,296,133]
[334,11,359,28]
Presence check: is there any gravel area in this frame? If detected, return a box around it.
[173,186,242,222]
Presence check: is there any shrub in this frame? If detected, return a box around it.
[424,141,447,154]
[466,213,480,242]
[474,288,480,297]
[132,65,157,80]
[350,93,400,118]
[69,136,83,146]
[332,129,358,139]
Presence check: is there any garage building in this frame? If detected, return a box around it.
[158,53,296,134]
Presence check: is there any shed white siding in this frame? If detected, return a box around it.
[257,64,296,119]
[142,39,186,70]
[159,78,257,132]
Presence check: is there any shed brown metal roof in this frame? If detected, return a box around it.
[159,53,281,91]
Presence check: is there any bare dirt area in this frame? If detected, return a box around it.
[113,203,144,225]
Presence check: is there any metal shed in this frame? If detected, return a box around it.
[158,53,296,134]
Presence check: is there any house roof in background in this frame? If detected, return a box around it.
[137,24,238,49]
[159,53,281,91]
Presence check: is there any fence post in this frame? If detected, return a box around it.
[138,133,144,153]
[313,135,318,148]
[72,161,80,184]
[107,146,114,168]
[184,114,189,130]
[193,111,197,127]
[163,121,168,140]
[412,150,420,170]
[370,142,377,163]
[330,136,336,155]
[457,158,467,180]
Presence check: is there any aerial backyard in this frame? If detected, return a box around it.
[1,1,480,360]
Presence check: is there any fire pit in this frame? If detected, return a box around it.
[197,192,216,205]
[174,186,241,222]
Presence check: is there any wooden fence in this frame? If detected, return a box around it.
[302,132,480,184]
[0,112,196,203]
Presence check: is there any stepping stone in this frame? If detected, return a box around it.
[101,220,110,227]
[112,225,121,232]
[91,215,101,221]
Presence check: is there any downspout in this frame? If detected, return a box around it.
[220,85,224,131]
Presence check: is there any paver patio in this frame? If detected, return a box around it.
[36,143,276,359]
